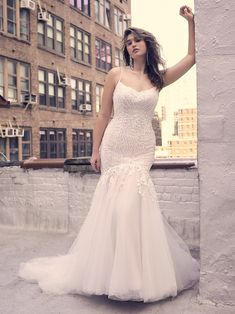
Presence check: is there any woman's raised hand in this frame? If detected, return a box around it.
[90,151,101,172]
[179,5,194,22]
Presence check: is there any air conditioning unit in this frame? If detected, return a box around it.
[21,93,37,104]
[79,104,92,112]
[59,77,72,87]
[38,11,51,22]
[119,14,131,22]
[0,127,6,138]
[6,128,17,138]
[20,0,36,10]
[16,128,25,137]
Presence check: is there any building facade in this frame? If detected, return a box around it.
[155,108,197,158]
[0,0,131,161]
[169,108,197,158]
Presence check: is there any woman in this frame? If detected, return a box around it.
[19,5,199,303]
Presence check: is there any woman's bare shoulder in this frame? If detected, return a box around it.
[106,67,122,85]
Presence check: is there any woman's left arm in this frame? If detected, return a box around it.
[162,5,195,87]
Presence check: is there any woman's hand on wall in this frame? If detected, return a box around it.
[179,5,194,22]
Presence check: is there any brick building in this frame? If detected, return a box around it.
[0,0,131,161]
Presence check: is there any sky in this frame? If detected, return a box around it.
[131,0,196,138]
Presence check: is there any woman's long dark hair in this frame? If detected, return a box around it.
[122,27,166,90]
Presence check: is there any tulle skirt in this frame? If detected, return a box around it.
[18,163,199,303]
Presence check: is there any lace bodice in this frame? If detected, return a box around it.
[114,80,158,122]
[100,72,160,173]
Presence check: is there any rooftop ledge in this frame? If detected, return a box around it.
[0,157,197,172]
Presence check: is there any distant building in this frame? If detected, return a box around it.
[0,0,131,161]
[152,112,162,146]
[168,108,197,158]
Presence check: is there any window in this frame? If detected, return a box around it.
[38,14,64,54]
[20,8,30,41]
[114,7,128,36]
[0,58,3,96]
[72,129,92,157]
[95,38,112,71]
[95,84,103,112]
[7,0,16,35]
[70,0,90,16]
[38,68,65,109]
[115,48,123,67]
[71,78,92,111]
[40,128,66,159]
[95,0,111,29]
[0,0,4,31]
[0,1,30,40]
[70,26,91,64]
[0,137,6,160]
[0,56,30,102]
[22,128,31,160]
[0,126,32,161]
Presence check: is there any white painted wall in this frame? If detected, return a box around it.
[195,0,235,306]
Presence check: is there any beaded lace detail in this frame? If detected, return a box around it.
[100,68,159,176]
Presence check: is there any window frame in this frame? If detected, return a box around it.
[70,0,90,16]
[114,47,123,67]
[38,67,65,110]
[95,37,112,72]
[70,25,91,64]
[40,128,67,159]
[71,77,92,112]
[72,128,93,157]
[22,127,32,160]
[0,0,30,41]
[95,0,111,30]
[37,13,64,54]
[114,6,128,36]
[95,84,103,113]
[0,56,31,103]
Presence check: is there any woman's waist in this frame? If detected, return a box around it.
[109,116,153,129]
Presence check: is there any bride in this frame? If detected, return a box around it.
[19,5,199,303]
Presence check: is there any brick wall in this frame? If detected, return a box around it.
[0,166,199,251]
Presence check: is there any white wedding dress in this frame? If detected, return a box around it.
[18,67,200,303]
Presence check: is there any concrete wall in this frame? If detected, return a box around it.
[195,0,235,306]
[0,166,199,252]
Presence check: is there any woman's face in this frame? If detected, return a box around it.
[125,33,147,59]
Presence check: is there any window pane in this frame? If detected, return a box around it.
[38,70,45,81]
[47,27,53,38]
[70,37,75,48]
[77,30,82,40]
[48,73,54,83]
[39,83,45,93]
[8,61,16,74]
[21,79,29,91]
[47,15,53,27]
[49,85,55,95]
[56,20,62,31]
[58,86,63,98]
[70,27,75,36]
[37,22,44,34]
[20,64,29,77]
[71,79,76,89]
[56,31,62,42]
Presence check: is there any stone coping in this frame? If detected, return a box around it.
[0,157,197,171]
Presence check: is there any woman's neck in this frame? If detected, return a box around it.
[131,59,146,74]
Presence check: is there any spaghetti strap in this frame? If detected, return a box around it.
[118,66,123,83]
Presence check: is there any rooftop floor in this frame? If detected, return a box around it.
[0,228,233,314]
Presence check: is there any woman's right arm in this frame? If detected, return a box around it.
[90,67,119,172]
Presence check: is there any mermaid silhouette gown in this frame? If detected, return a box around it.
[18,67,199,303]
